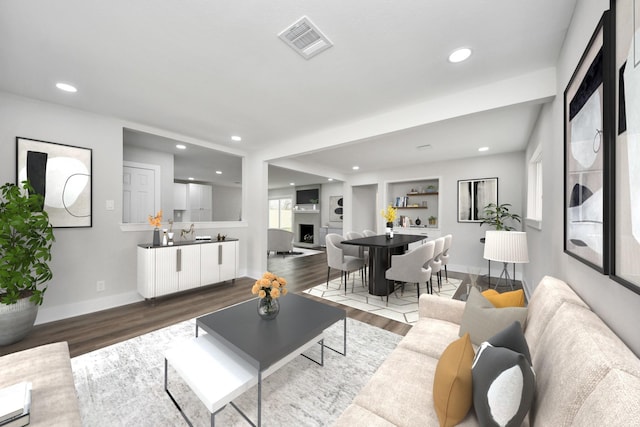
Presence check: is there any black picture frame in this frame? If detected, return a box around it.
[457,177,498,223]
[16,137,93,228]
[609,0,640,294]
[563,11,613,274]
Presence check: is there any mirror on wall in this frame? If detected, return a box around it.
[122,128,243,224]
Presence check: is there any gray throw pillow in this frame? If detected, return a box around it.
[472,325,535,427]
[459,287,527,345]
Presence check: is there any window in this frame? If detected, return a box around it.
[269,198,292,230]
[526,145,543,229]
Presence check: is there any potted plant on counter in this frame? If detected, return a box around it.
[0,181,55,345]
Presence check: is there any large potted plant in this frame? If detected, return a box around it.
[479,202,521,231]
[0,181,55,345]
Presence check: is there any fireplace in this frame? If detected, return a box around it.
[299,224,314,243]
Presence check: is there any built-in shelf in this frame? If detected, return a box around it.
[406,192,438,196]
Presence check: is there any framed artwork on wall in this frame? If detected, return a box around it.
[16,137,92,228]
[457,177,498,222]
[329,196,343,222]
[563,11,613,274]
[610,0,640,294]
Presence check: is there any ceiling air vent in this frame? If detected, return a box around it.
[278,16,333,60]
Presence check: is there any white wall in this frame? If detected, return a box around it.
[524,0,640,356]
[352,184,378,233]
[0,92,250,324]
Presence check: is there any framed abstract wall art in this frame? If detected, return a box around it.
[16,137,92,228]
[610,0,640,293]
[329,195,343,222]
[563,12,613,274]
[457,177,498,223]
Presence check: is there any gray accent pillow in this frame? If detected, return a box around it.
[488,320,531,365]
[459,287,528,345]
[472,342,535,426]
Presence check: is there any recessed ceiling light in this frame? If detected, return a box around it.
[176,144,186,150]
[448,48,472,63]
[188,177,195,181]
[56,82,77,93]
[478,146,489,152]
[289,182,295,186]
[352,166,360,171]
[215,170,222,175]
[231,135,242,142]
[327,178,333,181]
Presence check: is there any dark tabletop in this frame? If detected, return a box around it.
[196,293,345,371]
[341,233,425,248]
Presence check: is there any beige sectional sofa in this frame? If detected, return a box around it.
[0,342,81,426]
[334,276,640,426]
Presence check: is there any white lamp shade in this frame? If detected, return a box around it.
[483,230,529,263]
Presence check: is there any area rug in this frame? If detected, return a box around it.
[304,275,462,325]
[71,317,401,427]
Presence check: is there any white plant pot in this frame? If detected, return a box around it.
[0,298,39,346]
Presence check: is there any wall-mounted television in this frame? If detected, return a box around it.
[296,188,319,204]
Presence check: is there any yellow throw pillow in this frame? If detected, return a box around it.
[433,333,475,427]
[482,288,525,308]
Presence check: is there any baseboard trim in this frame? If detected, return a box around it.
[36,291,143,325]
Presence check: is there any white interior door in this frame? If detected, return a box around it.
[123,164,157,223]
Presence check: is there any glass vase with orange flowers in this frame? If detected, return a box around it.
[148,210,163,246]
[252,272,288,320]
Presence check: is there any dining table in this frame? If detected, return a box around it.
[342,233,427,296]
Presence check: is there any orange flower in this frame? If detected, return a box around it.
[148,210,163,228]
[252,272,288,299]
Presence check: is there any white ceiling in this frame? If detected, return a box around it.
[0,1,577,189]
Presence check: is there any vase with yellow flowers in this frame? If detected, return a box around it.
[381,204,397,239]
[252,272,288,320]
[148,210,163,246]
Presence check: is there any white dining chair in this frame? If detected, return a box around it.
[325,233,365,294]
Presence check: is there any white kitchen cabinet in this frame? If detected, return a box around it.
[174,183,188,211]
[188,183,212,221]
[137,240,238,299]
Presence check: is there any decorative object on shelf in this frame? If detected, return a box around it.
[16,137,93,228]
[415,217,422,226]
[429,216,437,226]
[0,181,55,345]
[148,210,162,246]
[216,233,227,241]
[180,223,195,241]
[457,177,498,222]
[252,272,288,320]
[162,229,168,246]
[167,232,174,246]
[479,203,521,231]
[426,185,437,193]
[381,204,397,239]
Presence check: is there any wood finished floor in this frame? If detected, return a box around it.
[4,249,470,358]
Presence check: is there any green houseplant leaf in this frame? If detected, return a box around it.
[479,202,522,231]
[0,181,55,305]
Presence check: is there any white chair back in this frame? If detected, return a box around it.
[325,234,344,269]
[430,237,445,273]
[362,229,376,237]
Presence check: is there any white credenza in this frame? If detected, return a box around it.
[137,239,238,299]
[394,227,441,250]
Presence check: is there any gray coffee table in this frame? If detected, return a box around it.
[165,294,346,426]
